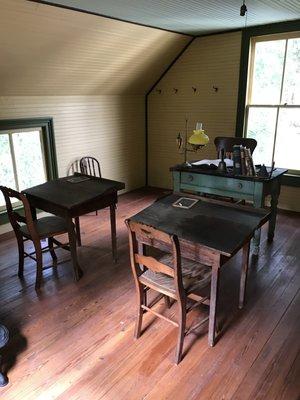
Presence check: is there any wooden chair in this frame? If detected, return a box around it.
[214,137,257,159]
[80,156,101,220]
[0,186,70,289]
[126,220,212,364]
[80,156,101,178]
[67,159,81,176]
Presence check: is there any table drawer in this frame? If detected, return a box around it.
[181,172,255,196]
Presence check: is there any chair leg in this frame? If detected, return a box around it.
[48,237,57,267]
[164,295,171,309]
[142,287,147,307]
[16,235,24,278]
[34,241,43,290]
[175,298,186,364]
[134,284,144,339]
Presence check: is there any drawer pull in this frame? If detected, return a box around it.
[188,175,194,182]
[238,182,243,189]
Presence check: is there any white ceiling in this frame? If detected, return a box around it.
[35,0,300,35]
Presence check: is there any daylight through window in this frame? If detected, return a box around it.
[244,32,300,174]
[0,128,47,209]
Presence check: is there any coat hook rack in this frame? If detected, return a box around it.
[212,86,219,92]
[173,88,178,94]
[192,87,197,93]
[156,89,162,94]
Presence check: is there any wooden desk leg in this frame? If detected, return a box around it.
[239,241,250,309]
[268,180,280,242]
[253,183,264,255]
[208,262,220,347]
[110,203,117,262]
[74,217,82,246]
[67,218,83,281]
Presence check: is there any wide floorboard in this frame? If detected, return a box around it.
[0,188,299,400]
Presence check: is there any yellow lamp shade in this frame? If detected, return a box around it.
[188,129,209,147]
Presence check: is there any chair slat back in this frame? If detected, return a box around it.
[134,253,175,277]
[67,159,81,175]
[214,137,257,159]
[80,156,101,178]
[0,186,37,238]
[126,220,184,296]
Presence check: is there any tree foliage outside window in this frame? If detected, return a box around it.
[0,128,47,208]
[245,34,300,173]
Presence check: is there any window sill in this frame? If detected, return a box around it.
[282,174,300,188]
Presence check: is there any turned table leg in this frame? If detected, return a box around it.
[110,203,117,263]
[268,180,280,242]
[208,260,220,347]
[252,183,264,255]
[67,217,83,281]
[239,241,250,309]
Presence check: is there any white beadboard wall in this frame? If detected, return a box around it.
[0,0,190,96]
[148,31,300,212]
[0,95,145,186]
[148,32,242,188]
[0,95,145,234]
[0,0,191,234]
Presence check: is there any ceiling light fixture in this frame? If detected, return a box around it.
[240,1,247,16]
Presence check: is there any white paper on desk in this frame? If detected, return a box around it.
[192,159,233,167]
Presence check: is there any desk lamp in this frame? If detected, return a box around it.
[176,120,209,165]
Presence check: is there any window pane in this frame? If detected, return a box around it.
[0,134,16,207]
[274,108,300,171]
[12,130,46,191]
[251,40,285,105]
[282,38,300,105]
[246,107,277,165]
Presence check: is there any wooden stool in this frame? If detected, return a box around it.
[0,324,9,387]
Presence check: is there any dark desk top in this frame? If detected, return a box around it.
[170,163,287,182]
[130,194,270,256]
[23,173,125,210]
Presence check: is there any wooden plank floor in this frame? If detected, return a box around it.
[0,188,299,400]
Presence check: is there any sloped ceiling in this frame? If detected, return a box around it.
[0,0,191,96]
[35,0,300,35]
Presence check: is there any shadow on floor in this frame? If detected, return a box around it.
[1,316,27,384]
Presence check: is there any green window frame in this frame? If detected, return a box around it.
[236,20,300,187]
[0,117,58,224]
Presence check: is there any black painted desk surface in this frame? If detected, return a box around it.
[130,194,270,257]
[23,173,125,210]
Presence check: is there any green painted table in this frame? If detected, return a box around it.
[170,164,287,255]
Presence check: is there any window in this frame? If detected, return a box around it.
[0,118,58,218]
[244,32,300,174]
[0,128,47,209]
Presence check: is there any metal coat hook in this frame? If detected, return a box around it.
[173,88,178,94]
[192,87,197,93]
[212,86,219,92]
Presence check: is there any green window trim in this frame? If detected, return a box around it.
[0,117,58,225]
[235,19,300,188]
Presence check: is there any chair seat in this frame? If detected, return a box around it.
[139,254,211,298]
[20,216,68,239]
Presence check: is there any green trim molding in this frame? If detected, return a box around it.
[0,117,58,224]
[235,19,300,188]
